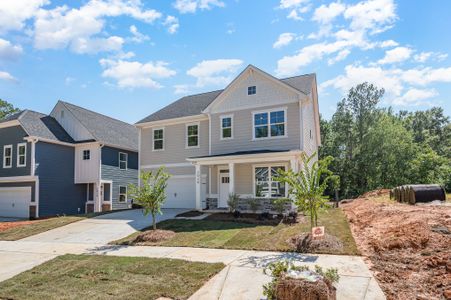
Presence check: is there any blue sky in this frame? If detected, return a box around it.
[0,0,450,123]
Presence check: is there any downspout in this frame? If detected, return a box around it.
[30,138,39,218]
[97,143,104,212]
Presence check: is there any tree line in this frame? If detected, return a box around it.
[320,83,451,199]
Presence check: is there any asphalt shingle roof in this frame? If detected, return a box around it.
[137,73,315,124]
[60,101,138,151]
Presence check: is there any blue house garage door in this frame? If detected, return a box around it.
[0,187,31,218]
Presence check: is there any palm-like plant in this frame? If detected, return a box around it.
[276,153,339,229]
[128,167,171,230]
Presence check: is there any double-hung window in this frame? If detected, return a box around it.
[254,165,286,198]
[153,128,164,150]
[3,145,12,168]
[220,115,233,139]
[186,123,199,148]
[119,186,127,202]
[119,152,128,170]
[17,143,27,167]
[253,109,286,139]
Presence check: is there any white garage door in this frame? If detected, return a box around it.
[0,187,31,218]
[163,176,206,209]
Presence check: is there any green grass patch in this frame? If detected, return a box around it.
[0,254,224,300]
[0,216,85,241]
[113,208,359,255]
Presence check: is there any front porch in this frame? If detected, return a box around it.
[187,150,303,212]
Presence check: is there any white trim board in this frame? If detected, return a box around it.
[141,162,193,169]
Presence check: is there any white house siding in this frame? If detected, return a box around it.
[210,102,301,155]
[301,95,318,157]
[74,144,100,184]
[50,102,93,141]
[140,119,209,166]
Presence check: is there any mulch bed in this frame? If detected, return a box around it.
[205,212,283,225]
[289,233,343,253]
[133,229,176,243]
[175,210,205,218]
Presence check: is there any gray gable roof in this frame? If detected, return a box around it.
[11,110,75,143]
[60,101,138,151]
[137,72,315,124]
[0,110,24,123]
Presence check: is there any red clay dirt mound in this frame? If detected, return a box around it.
[290,233,343,254]
[341,191,451,300]
[0,220,41,232]
[133,229,176,243]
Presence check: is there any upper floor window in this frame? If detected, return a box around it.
[83,150,90,160]
[253,109,286,139]
[119,152,128,170]
[248,86,256,95]
[153,128,164,151]
[3,145,12,168]
[119,186,127,202]
[186,123,199,148]
[17,143,27,167]
[220,115,233,139]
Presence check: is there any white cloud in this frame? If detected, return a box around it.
[0,0,49,33]
[0,71,16,82]
[279,0,308,9]
[0,38,23,60]
[414,51,448,63]
[279,0,310,21]
[377,46,412,64]
[163,16,179,34]
[344,0,397,34]
[328,49,350,65]
[187,59,243,87]
[99,59,176,89]
[129,25,149,43]
[312,2,346,24]
[273,33,296,49]
[33,0,161,53]
[393,88,438,106]
[378,39,398,48]
[173,0,225,14]
[65,76,75,85]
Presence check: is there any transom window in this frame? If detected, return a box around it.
[248,86,256,95]
[153,128,164,150]
[253,109,286,139]
[221,115,233,139]
[17,143,26,167]
[119,152,128,170]
[186,124,199,148]
[3,145,12,168]
[83,150,90,160]
[254,165,286,198]
[119,186,127,202]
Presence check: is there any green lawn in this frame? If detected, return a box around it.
[0,254,224,300]
[113,208,359,255]
[0,216,86,241]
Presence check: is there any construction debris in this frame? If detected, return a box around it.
[341,190,451,300]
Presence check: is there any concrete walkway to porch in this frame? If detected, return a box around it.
[0,240,385,300]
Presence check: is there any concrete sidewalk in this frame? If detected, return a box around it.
[0,241,385,300]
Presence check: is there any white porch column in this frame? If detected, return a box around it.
[228,162,235,195]
[290,158,299,173]
[95,182,102,212]
[195,164,202,210]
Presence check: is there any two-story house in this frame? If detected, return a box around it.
[0,101,138,219]
[136,65,321,211]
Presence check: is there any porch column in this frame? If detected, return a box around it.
[228,162,235,195]
[290,158,299,173]
[95,182,102,212]
[195,164,202,210]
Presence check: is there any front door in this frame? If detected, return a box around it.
[219,172,230,208]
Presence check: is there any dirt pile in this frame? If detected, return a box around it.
[134,229,176,243]
[276,276,336,300]
[341,191,451,300]
[290,233,343,254]
[0,220,40,232]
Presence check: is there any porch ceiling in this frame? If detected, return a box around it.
[187,149,303,165]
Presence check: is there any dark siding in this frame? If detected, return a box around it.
[0,182,35,202]
[0,126,31,177]
[35,142,86,216]
[101,146,138,210]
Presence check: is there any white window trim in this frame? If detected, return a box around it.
[252,163,288,198]
[119,152,128,170]
[220,114,234,140]
[252,107,288,141]
[152,127,165,151]
[3,145,12,168]
[118,185,127,202]
[248,85,257,95]
[186,122,200,149]
[82,149,91,160]
[17,143,27,167]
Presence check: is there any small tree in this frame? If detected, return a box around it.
[227,193,240,213]
[128,167,171,230]
[276,153,339,229]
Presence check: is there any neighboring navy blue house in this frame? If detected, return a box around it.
[0,101,138,218]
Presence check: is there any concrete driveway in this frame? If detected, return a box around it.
[21,208,187,245]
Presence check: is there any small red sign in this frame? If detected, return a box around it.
[312,226,325,239]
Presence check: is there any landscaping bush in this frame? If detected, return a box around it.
[227,193,240,213]
[248,198,260,214]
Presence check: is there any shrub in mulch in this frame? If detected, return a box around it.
[290,233,343,253]
[133,229,176,243]
[276,275,337,300]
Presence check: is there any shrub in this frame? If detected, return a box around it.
[272,198,289,215]
[227,193,240,213]
[248,198,260,213]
